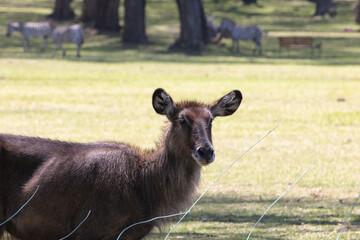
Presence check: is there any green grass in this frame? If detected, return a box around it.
[0,0,360,239]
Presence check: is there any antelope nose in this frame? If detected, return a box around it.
[197,147,215,163]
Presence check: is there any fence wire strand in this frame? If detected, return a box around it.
[117,212,186,240]
[246,162,314,240]
[115,125,277,239]
[336,192,360,240]
[0,185,39,227]
[164,124,279,240]
[58,210,91,240]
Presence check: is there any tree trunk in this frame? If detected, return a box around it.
[122,0,147,43]
[169,0,208,52]
[81,0,96,22]
[311,0,336,17]
[355,1,360,24]
[48,0,75,20]
[243,0,257,5]
[94,0,120,31]
[81,0,120,31]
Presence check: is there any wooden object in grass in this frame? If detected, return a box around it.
[278,36,322,57]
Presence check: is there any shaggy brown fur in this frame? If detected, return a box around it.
[0,88,242,240]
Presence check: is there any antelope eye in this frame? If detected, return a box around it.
[179,115,186,124]
[179,115,191,125]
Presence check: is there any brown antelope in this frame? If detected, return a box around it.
[0,88,242,240]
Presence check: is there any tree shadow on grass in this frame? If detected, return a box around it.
[183,195,353,226]
[1,31,360,66]
[2,194,358,240]
[1,46,359,66]
[140,194,360,239]
[146,232,287,240]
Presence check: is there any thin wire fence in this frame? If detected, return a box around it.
[0,124,358,240]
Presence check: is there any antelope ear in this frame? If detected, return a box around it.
[210,90,242,117]
[152,88,176,121]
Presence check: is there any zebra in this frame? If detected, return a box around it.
[51,24,84,57]
[207,16,220,42]
[6,21,52,52]
[219,18,263,55]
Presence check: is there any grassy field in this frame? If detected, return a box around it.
[0,0,360,239]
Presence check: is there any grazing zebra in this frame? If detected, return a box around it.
[207,16,220,42]
[51,24,84,57]
[219,18,263,55]
[6,21,52,52]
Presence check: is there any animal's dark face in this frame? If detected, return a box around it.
[175,106,215,166]
[6,23,18,37]
[152,88,242,166]
[6,24,12,37]
[219,18,236,35]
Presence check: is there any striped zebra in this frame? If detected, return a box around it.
[51,24,84,57]
[219,18,263,55]
[6,21,52,52]
[207,16,220,41]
